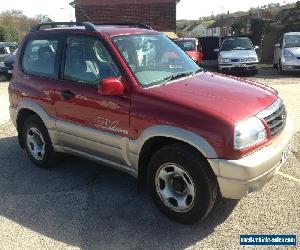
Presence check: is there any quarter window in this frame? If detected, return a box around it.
[63,36,120,86]
[22,39,59,78]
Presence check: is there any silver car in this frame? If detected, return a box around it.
[273,32,300,74]
[215,37,259,74]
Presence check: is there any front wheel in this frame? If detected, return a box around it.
[22,115,59,168]
[148,144,218,224]
[279,59,285,75]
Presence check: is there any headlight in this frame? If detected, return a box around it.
[234,116,267,150]
[248,57,258,62]
[284,50,295,60]
[220,58,231,63]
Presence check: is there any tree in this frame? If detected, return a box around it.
[35,14,52,23]
[231,20,245,36]
[251,19,266,46]
[0,9,47,42]
[0,26,6,42]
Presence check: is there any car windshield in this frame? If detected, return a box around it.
[112,34,200,87]
[174,40,196,51]
[221,38,253,51]
[285,35,300,48]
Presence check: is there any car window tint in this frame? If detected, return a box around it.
[63,36,120,86]
[22,39,59,78]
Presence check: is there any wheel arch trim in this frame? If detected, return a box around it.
[16,100,55,130]
[129,125,219,169]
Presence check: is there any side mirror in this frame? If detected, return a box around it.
[197,45,202,52]
[275,43,280,48]
[99,77,124,96]
[254,46,259,50]
[214,48,220,52]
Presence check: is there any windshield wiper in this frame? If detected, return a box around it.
[158,69,203,86]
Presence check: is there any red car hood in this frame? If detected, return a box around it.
[148,72,278,122]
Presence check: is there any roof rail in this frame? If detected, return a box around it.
[98,23,153,30]
[30,22,96,32]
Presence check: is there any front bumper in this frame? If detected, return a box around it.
[209,118,293,199]
[9,106,17,127]
[219,62,258,72]
[282,58,300,71]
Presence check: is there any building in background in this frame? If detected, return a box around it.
[70,0,180,32]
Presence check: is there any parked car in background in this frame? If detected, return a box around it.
[0,42,18,62]
[273,32,300,74]
[9,22,293,224]
[215,37,259,75]
[174,38,203,65]
[0,48,18,78]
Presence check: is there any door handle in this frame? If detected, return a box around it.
[60,90,75,100]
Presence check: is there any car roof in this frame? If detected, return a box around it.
[285,32,300,36]
[37,25,159,37]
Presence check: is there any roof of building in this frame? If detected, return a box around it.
[207,17,237,29]
[71,0,179,6]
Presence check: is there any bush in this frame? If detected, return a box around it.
[0,26,5,42]
[0,25,19,42]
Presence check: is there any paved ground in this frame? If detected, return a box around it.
[0,67,299,249]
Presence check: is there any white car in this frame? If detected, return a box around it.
[215,37,259,75]
[273,32,300,74]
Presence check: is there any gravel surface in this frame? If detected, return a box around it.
[0,68,299,249]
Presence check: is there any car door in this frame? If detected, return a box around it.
[54,35,131,164]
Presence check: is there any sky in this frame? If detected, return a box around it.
[0,0,297,21]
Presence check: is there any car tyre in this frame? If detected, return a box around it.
[279,59,285,75]
[22,115,59,168]
[147,143,218,224]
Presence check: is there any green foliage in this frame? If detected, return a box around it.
[0,9,47,42]
[0,25,19,42]
[231,20,245,36]
[250,19,266,46]
[0,26,6,42]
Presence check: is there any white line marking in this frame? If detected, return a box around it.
[277,171,300,183]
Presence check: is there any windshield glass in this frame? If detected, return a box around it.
[174,40,196,51]
[285,35,300,48]
[221,38,253,51]
[112,34,200,87]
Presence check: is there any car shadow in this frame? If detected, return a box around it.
[0,135,238,249]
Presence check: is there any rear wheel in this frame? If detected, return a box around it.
[148,144,218,224]
[22,115,59,168]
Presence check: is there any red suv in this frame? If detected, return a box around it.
[174,38,203,65]
[9,22,293,224]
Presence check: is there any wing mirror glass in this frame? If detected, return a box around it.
[214,48,220,52]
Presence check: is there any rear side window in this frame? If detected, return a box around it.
[21,38,59,78]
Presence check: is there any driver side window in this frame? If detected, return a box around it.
[63,36,121,86]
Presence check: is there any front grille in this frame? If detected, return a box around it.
[231,59,239,62]
[263,103,287,137]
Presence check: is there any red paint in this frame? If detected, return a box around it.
[186,50,202,65]
[99,77,125,96]
[9,26,279,160]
